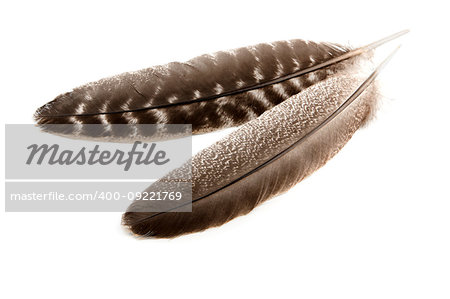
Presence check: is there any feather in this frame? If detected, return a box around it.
[122,49,398,238]
[33,31,407,140]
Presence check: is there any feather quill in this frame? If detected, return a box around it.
[34,31,406,139]
[122,50,397,238]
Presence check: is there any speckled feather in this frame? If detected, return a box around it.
[122,64,381,238]
[34,39,354,138]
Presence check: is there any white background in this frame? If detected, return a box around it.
[1,0,449,298]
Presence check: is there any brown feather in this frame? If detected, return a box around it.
[34,40,378,141]
[33,31,407,140]
[122,52,393,238]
